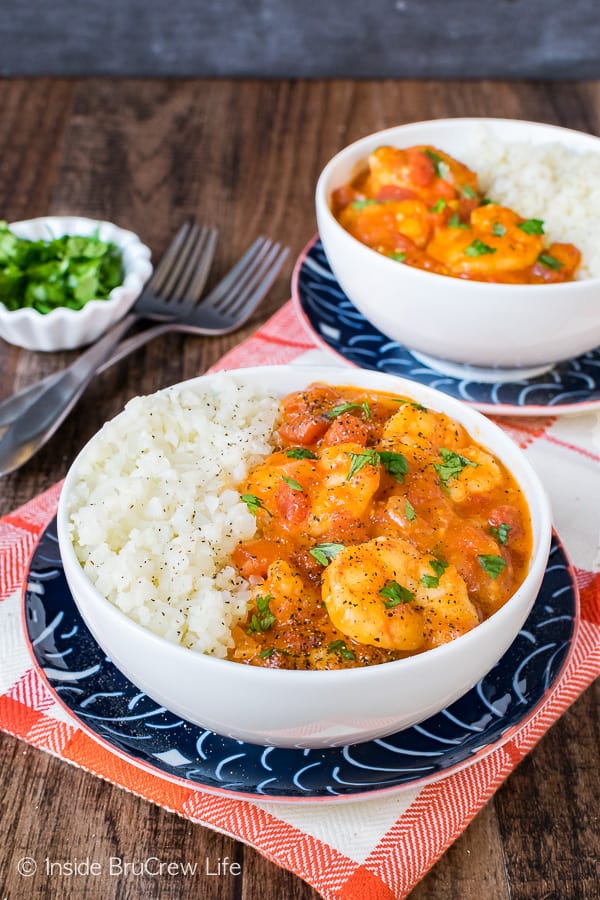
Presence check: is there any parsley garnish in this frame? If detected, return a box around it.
[465,239,496,257]
[424,149,442,175]
[538,252,563,271]
[490,523,512,545]
[388,399,428,411]
[479,198,494,206]
[434,448,479,485]
[327,401,371,420]
[247,594,276,634]
[282,476,303,492]
[259,648,274,659]
[461,185,477,199]
[286,447,317,460]
[430,198,447,213]
[405,498,416,521]
[518,218,545,235]
[478,555,506,580]
[421,558,449,588]
[351,199,379,210]
[492,222,506,237]
[346,448,380,480]
[448,212,468,229]
[389,252,406,262]
[310,543,345,566]
[379,580,415,608]
[240,493,272,517]
[327,639,356,661]
[379,450,409,483]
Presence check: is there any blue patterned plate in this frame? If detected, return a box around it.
[24,519,577,803]
[291,237,600,417]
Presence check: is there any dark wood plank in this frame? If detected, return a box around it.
[0,77,598,900]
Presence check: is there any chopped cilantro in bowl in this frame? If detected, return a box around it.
[0,216,152,351]
[0,222,124,314]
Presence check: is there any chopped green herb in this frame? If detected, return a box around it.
[518,218,545,235]
[351,199,379,210]
[327,401,371,420]
[465,239,496,257]
[286,447,317,460]
[424,149,442,173]
[247,594,276,634]
[0,222,124,314]
[388,399,428,411]
[259,648,274,659]
[478,554,507,580]
[479,198,494,206]
[379,450,409,483]
[282,476,304,492]
[346,448,380,480]
[430,198,447,213]
[388,252,406,262]
[420,558,449,588]
[327,639,356,661]
[538,252,563,271]
[448,212,468,229]
[492,222,506,237]
[461,185,477,199]
[490,523,512,545]
[309,543,345,566]
[379,580,415,608]
[240,493,272,517]
[405,498,416,521]
[434,448,479,485]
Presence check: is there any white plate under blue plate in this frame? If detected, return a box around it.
[24,519,577,804]
[292,237,600,417]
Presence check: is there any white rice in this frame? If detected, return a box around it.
[68,375,280,657]
[461,128,600,278]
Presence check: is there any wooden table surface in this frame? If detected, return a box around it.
[0,78,598,900]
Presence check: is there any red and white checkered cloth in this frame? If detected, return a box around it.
[1,301,599,899]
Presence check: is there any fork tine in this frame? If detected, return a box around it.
[222,244,289,318]
[159,222,205,298]
[146,221,193,293]
[171,227,219,304]
[200,237,271,308]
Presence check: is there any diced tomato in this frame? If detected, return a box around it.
[278,386,337,445]
[275,482,310,527]
[458,197,479,219]
[231,539,286,579]
[407,148,436,186]
[488,505,524,541]
[375,185,417,202]
[321,412,369,447]
[331,184,359,214]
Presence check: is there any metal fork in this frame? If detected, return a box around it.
[0,232,289,477]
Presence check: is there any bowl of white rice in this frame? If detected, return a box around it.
[57,365,551,748]
[316,118,600,379]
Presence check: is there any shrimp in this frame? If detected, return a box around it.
[322,536,479,651]
[366,145,479,206]
[308,443,381,539]
[338,198,432,252]
[380,403,468,467]
[428,204,544,278]
[436,444,503,504]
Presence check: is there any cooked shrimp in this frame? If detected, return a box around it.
[308,442,381,539]
[380,403,468,466]
[322,536,479,651]
[366,145,479,206]
[338,198,432,252]
[428,204,544,278]
[436,444,503,503]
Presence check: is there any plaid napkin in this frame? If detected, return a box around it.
[1,301,599,900]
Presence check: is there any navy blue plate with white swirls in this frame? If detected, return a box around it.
[291,237,600,416]
[24,519,576,803]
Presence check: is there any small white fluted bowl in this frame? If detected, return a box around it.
[57,365,552,749]
[0,216,152,351]
[316,118,600,378]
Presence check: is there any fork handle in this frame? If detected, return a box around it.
[0,313,137,476]
[0,320,173,428]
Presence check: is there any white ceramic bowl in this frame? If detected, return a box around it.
[57,365,552,749]
[0,216,152,351]
[316,118,600,378]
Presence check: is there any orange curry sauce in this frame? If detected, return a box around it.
[228,384,533,670]
[331,145,581,284]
